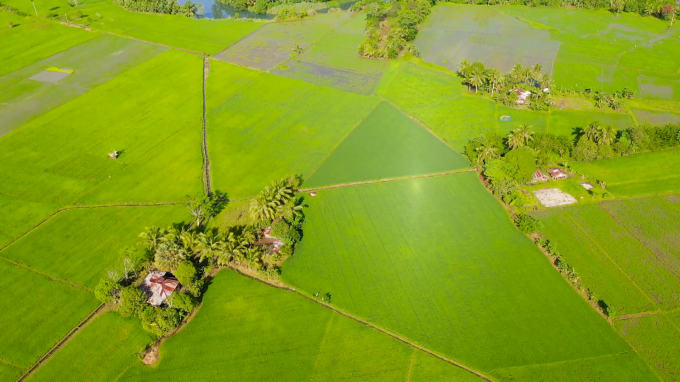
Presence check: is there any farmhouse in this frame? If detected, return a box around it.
[515,89,531,105]
[580,182,594,190]
[141,271,180,307]
[532,170,549,183]
[548,167,569,180]
[255,226,285,255]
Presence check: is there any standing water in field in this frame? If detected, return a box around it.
[177,0,274,19]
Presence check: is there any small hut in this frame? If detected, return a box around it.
[140,271,180,307]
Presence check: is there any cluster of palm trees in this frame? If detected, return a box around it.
[592,91,627,110]
[458,61,554,98]
[581,121,617,146]
[249,175,303,223]
[114,0,202,17]
[506,124,535,150]
[139,225,264,271]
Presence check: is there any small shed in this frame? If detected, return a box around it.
[579,182,595,190]
[549,167,569,180]
[532,170,549,183]
[515,89,532,105]
[140,271,180,307]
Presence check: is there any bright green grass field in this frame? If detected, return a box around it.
[0,205,190,290]
[304,102,469,188]
[1,34,166,136]
[571,149,680,197]
[533,203,680,316]
[0,49,203,211]
[0,363,22,382]
[0,19,96,77]
[547,109,635,137]
[119,269,482,382]
[26,313,153,382]
[207,63,379,198]
[1,0,263,54]
[0,261,98,369]
[281,173,654,380]
[615,313,680,382]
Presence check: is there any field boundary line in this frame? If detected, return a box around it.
[303,100,381,180]
[0,357,23,372]
[0,256,94,292]
[201,57,213,196]
[599,202,680,280]
[487,350,635,375]
[405,348,417,382]
[384,98,465,153]
[613,307,680,322]
[564,212,658,308]
[224,267,496,382]
[0,201,183,255]
[300,168,476,192]
[84,27,206,57]
[16,304,105,382]
[308,313,335,382]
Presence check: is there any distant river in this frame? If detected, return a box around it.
[177,0,274,19]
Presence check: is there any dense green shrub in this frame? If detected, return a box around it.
[514,214,543,234]
[94,278,121,304]
[174,261,197,287]
[119,286,148,318]
[504,147,536,183]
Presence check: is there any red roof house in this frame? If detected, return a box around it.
[140,271,180,307]
[532,170,549,183]
[548,167,569,180]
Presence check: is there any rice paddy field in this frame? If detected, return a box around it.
[2,1,680,381]
[282,172,656,380]
[417,4,680,100]
[304,101,469,187]
[0,205,190,289]
[571,149,680,197]
[117,270,485,382]
[533,196,680,380]
[206,62,378,198]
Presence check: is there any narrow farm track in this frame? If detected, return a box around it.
[613,307,680,322]
[201,57,213,196]
[227,267,496,382]
[300,168,477,192]
[0,256,93,292]
[16,304,105,382]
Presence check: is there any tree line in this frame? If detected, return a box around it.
[112,0,203,17]
[355,0,433,59]
[95,175,306,338]
[464,122,680,206]
[443,0,678,24]
[458,61,554,110]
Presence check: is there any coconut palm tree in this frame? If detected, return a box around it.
[487,68,503,96]
[180,230,201,257]
[458,59,471,76]
[583,121,601,141]
[139,226,164,252]
[517,124,535,146]
[476,144,499,163]
[197,230,225,264]
[596,125,617,145]
[468,67,486,93]
[506,130,524,150]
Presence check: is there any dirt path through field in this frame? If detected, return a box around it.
[202,58,212,196]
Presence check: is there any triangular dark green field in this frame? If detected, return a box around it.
[305,102,469,187]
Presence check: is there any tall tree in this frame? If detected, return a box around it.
[583,121,601,141]
[597,125,617,145]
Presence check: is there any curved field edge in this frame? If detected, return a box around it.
[114,269,486,382]
[281,172,656,380]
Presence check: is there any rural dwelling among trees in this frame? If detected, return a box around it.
[141,271,180,307]
[548,167,569,180]
[532,170,549,183]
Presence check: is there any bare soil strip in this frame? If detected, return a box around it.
[202,57,213,196]
[16,304,105,382]
[300,168,476,192]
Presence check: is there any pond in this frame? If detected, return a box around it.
[178,0,274,19]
